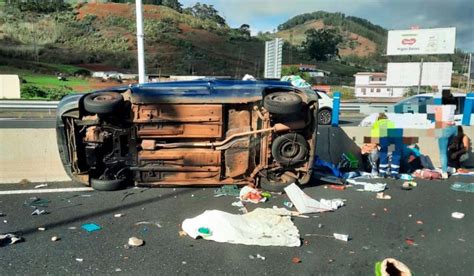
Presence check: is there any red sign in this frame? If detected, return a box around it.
[401,38,417,45]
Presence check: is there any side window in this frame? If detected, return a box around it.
[456,97,465,114]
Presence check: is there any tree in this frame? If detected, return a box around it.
[302,28,343,61]
[162,0,182,12]
[183,2,226,26]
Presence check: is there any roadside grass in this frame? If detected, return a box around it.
[22,75,88,88]
[331,85,356,100]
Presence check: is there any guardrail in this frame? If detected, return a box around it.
[0,100,391,114]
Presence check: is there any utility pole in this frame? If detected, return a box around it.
[417,58,423,94]
[468,53,472,92]
[135,0,146,83]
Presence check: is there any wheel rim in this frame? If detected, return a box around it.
[93,94,115,103]
[280,142,299,158]
[319,110,331,124]
[270,93,294,103]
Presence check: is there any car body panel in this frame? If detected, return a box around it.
[56,80,319,188]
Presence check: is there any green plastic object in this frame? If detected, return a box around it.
[198,227,212,237]
[451,182,474,193]
[342,152,359,169]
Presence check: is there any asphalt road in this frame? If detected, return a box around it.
[0,176,473,275]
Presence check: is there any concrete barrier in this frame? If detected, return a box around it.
[0,129,69,183]
[1,126,473,184]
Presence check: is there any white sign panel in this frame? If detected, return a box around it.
[387,28,456,55]
[386,62,452,86]
[264,38,283,79]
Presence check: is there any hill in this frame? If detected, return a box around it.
[276,11,387,58]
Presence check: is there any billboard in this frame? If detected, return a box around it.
[386,62,452,86]
[264,38,283,79]
[387,27,456,55]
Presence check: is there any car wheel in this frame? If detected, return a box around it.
[271,133,309,166]
[264,92,302,114]
[90,178,125,191]
[318,109,332,125]
[84,92,124,115]
[260,174,297,193]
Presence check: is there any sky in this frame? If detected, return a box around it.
[180,0,474,52]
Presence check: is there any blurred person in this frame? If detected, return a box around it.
[371,113,402,178]
[434,103,457,178]
[448,126,470,169]
[361,143,379,176]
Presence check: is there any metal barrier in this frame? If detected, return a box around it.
[0,100,390,114]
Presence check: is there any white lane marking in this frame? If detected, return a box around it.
[0,187,93,195]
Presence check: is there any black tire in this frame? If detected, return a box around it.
[271,133,309,166]
[90,178,125,191]
[84,92,124,115]
[318,108,332,125]
[264,92,302,114]
[260,174,297,193]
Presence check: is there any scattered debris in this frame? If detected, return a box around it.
[399,174,413,181]
[38,227,46,231]
[451,212,465,219]
[0,212,4,217]
[256,254,266,260]
[261,192,272,199]
[75,258,83,262]
[291,257,301,264]
[182,208,300,247]
[181,261,187,265]
[405,238,415,246]
[231,201,248,213]
[81,223,102,232]
[31,209,47,216]
[51,236,60,242]
[135,221,162,228]
[333,233,350,242]
[376,192,391,200]
[375,258,412,276]
[318,223,323,229]
[450,182,474,193]
[402,181,417,190]
[346,179,386,192]
[416,220,423,225]
[178,231,187,237]
[283,201,293,208]
[114,213,124,218]
[214,185,240,197]
[24,197,50,208]
[239,185,266,203]
[0,234,23,246]
[34,184,48,189]
[68,227,77,230]
[328,185,345,191]
[128,237,144,247]
[304,233,350,242]
[284,183,344,214]
[115,268,122,272]
[458,238,466,242]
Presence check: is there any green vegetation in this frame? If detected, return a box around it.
[21,84,73,100]
[303,28,343,61]
[331,85,355,100]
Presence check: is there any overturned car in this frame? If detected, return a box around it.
[56,80,319,191]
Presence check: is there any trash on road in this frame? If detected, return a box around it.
[405,238,416,246]
[283,201,293,208]
[81,223,102,232]
[38,227,46,231]
[114,213,124,218]
[328,185,346,191]
[450,182,474,193]
[34,184,48,189]
[291,256,302,264]
[416,220,423,225]
[284,183,344,214]
[231,201,248,213]
[451,212,465,219]
[345,179,386,192]
[239,185,266,203]
[31,209,47,216]
[0,233,23,246]
[376,192,391,200]
[214,185,240,197]
[256,254,266,260]
[402,181,417,190]
[75,258,83,262]
[135,221,162,228]
[128,237,144,247]
[51,236,60,242]
[182,207,300,247]
[413,169,442,180]
[399,174,413,181]
[304,233,350,242]
[24,197,50,208]
[375,258,412,276]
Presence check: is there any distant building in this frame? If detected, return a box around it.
[354,72,407,98]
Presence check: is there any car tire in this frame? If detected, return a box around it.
[318,108,332,125]
[90,178,125,191]
[84,92,124,115]
[271,133,309,166]
[260,174,297,193]
[264,92,302,114]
